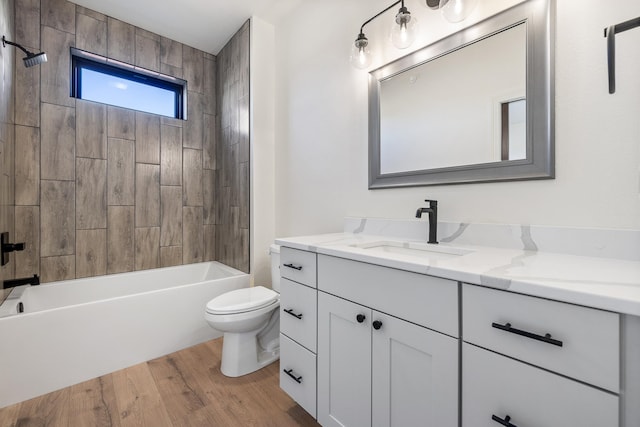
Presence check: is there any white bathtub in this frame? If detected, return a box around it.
[0,261,249,408]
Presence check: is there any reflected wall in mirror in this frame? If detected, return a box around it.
[369,0,554,188]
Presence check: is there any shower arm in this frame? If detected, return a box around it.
[1,36,32,56]
[604,16,640,94]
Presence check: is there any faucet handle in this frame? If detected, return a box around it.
[424,199,438,206]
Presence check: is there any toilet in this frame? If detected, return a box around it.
[205,244,281,377]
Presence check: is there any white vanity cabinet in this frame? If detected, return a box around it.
[317,255,459,427]
[462,284,621,427]
[279,247,318,418]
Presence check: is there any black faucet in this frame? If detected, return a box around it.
[415,199,438,244]
[3,274,40,289]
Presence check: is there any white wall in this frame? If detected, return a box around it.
[250,17,276,286]
[260,0,640,240]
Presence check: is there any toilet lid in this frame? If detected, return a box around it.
[206,286,279,314]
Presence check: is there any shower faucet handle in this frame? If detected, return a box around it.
[1,232,26,267]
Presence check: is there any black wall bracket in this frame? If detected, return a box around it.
[604,17,640,94]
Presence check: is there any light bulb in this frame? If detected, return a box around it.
[350,33,372,69]
[439,0,477,23]
[391,7,418,49]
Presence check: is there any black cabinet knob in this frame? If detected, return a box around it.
[372,320,383,330]
[356,314,366,323]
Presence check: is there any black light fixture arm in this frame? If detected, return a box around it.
[359,0,403,34]
[2,36,32,56]
[604,16,640,94]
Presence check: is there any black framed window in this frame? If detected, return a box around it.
[71,48,186,119]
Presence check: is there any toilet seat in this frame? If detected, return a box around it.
[206,286,279,315]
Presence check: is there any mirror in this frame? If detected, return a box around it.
[369,0,554,188]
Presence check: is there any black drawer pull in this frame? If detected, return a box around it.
[284,308,303,319]
[283,263,302,271]
[356,314,366,323]
[283,368,302,383]
[372,320,383,330]
[492,322,563,347]
[492,414,517,427]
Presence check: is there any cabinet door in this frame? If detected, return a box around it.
[463,343,619,427]
[372,312,459,427]
[318,292,372,427]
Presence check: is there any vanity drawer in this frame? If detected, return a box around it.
[280,333,317,419]
[280,247,317,288]
[463,284,620,392]
[462,343,618,427]
[280,278,317,352]
[318,255,458,337]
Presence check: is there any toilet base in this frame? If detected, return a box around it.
[220,331,280,377]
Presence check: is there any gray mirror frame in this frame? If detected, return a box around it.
[368,0,554,189]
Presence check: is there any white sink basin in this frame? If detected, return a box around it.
[350,241,473,260]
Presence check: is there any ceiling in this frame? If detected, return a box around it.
[70,0,284,54]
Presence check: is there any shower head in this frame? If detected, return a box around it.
[23,52,47,67]
[2,35,47,67]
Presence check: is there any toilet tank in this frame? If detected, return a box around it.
[269,244,281,292]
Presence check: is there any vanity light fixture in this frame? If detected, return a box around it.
[350,0,418,69]
[351,0,477,69]
[426,0,478,23]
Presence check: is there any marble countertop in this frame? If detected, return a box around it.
[275,233,640,316]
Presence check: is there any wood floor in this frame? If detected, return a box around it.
[0,338,320,427]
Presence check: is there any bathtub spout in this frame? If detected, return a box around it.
[3,274,39,289]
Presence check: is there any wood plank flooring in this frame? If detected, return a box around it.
[0,338,320,427]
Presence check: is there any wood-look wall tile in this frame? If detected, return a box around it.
[182,207,203,264]
[203,57,216,115]
[16,0,40,49]
[76,13,107,56]
[135,31,160,72]
[183,45,203,94]
[239,25,250,98]
[239,161,249,229]
[160,186,181,246]
[160,37,182,68]
[135,112,160,164]
[107,18,135,64]
[76,100,107,159]
[182,149,203,206]
[160,124,182,185]
[215,176,230,226]
[135,227,160,270]
[107,106,135,140]
[15,206,40,277]
[135,164,160,227]
[41,27,75,107]
[107,206,134,274]
[184,91,203,149]
[41,180,75,257]
[76,6,105,21]
[203,169,215,225]
[203,114,216,170]
[160,246,182,268]
[41,0,75,34]
[161,116,182,128]
[41,103,75,181]
[40,255,75,283]
[15,125,39,205]
[204,224,215,262]
[14,50,40,127]
[107,138,135,205]
[76,158,107,229]
[160,63,182,79]
[238,95,249,163]
[76,229,106,278]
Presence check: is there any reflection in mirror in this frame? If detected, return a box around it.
[380,23,526,173]
[369,0,553,188]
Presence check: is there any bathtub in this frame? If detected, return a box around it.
[0,261,249,408]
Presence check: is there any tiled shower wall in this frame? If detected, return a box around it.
[11,0,249,282]
[0,0,15,288]
[215,21,250,273]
